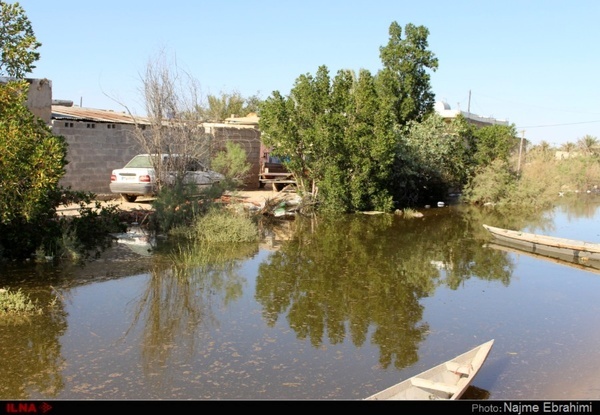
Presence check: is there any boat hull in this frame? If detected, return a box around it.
[483,224,600,262]
[365,339,494,400]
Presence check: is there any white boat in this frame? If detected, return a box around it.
[365,339,494,400]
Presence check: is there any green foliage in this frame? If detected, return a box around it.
[261,66,396,213]
[150,183,214,234]
[394,113,475,205]
[0,1,40,77]
[259,21,437,213]
[0,287,42,316]
[377,22,438,125]
[190,208,258,243]
[55,201,127,261]
[462,159,518,206]
[211,140,251,187]
[472,123,519,165]
[0,80,75,260]
[0,81,67,224]
[462,149,578,212]
[200,91,263,122]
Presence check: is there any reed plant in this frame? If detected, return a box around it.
[0,288,42,317]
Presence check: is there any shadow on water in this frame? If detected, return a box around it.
[1,195,599,399]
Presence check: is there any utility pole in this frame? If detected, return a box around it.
[517,130,525,174]
[467,90,471,115]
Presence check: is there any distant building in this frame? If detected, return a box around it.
[434,101,509,128]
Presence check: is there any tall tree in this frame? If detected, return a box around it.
[577,134,599,155]
[377,22,438,126]
[203,91,245,122]
[260,21,439,212]
[0,1,41,78]
[0,80,67,259]
[260,65,333,195]
[122,49,212,192]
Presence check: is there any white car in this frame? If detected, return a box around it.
[110,154,224,202]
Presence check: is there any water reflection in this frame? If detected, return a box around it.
[255,210,518,370]
[129,242,257,376]
[0,289,67,398]
[1,196,599,399]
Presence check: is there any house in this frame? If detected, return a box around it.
[434,101,509,128]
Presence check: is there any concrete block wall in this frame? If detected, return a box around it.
[53,120,143,195]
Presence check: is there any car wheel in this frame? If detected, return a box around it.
[121,194,137,203]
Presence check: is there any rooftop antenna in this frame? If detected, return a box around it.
[467,90,471,115]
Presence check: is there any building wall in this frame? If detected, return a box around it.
[53,120,144,195]
[26,78,52,124]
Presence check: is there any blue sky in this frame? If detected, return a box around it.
[17,0,600,146]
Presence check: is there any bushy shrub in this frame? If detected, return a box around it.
[211,141,251,188]
[0,288,42,317]
[150,183,216,234]
[191,208,258,243]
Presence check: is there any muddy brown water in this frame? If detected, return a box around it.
[2,195,600,400]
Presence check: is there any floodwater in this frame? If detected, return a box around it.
[1,195,600,400]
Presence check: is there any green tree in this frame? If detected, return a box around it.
[0,80,67,259]
[260,66,333,196]
[260,21,439,212]
[0,1,41,77]
[472,123,519,166]
[200,91,263,122]
[377,22,438,126]
[396,113,475,204]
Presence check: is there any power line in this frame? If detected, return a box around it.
[518,119,600,129]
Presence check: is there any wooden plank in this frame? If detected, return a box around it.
[259,179,296,184]
[410,377,460,394]
[445,361,471,375]
[259,173,293,178]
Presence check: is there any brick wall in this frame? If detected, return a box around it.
[53,120,144,195]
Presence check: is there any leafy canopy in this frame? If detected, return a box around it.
[0,1,41,78]
[259,21,438,212]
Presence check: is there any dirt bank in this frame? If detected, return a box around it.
[57,188,296,216]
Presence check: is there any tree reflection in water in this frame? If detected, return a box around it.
[0,286,67,399]
[128,240,258,376]
[255,210,515,371]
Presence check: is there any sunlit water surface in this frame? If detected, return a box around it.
[1,196,600,400]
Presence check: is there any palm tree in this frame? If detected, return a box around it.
[577,135,599,155]
[560,141,576,153]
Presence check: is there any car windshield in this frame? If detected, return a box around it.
[123,155,154,168]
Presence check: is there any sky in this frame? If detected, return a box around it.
[16,0,600,146]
